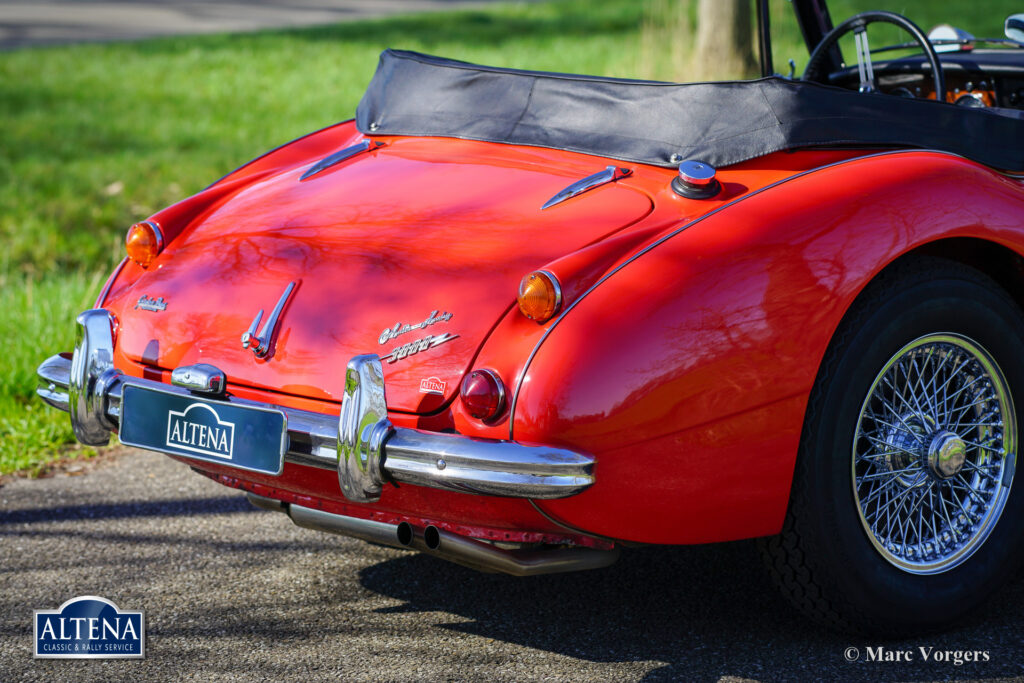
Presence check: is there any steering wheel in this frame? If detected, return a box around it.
[802,11,946,103]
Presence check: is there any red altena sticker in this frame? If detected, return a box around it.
[419,377,446,395]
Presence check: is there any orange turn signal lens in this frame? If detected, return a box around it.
[125,221,164,269]
[517,270,562,323]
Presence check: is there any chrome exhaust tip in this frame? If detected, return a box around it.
[424,525,441,551]
[396,521,415,547]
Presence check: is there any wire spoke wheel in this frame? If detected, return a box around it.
[853,333,1017,574]
[763,261,1024,633]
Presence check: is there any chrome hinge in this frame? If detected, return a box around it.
[241,281,297,358]
[300,140,385,181]
[541,165,632,210]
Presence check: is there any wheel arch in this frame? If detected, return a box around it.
[761,240,1024,634]
[810,236,1024,410]
[907,237,1024,313]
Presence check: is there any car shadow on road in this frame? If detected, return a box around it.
[359,540,1024,682]
[0,495,254,525]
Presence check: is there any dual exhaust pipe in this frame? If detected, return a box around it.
[396,521,443,552]
[394,521,620,576]
[253,493,619,577]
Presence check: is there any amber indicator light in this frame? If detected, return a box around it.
[517,270,562,323]
[125,221,164,269]
[461,369,506,421]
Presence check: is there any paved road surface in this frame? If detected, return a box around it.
[2,449,1024,681]
[0,0,541,49]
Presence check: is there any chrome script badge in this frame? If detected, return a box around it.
[379,310,453,345]
[134,295,167,312]
[34,596,145,659]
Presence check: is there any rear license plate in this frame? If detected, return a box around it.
[119,384,287,475]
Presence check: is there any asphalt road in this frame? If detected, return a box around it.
[0,0,543,49]
[2,449,1024,682]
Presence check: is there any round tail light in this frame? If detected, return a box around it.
[125,221,164,269]
[460,369,506,421]
[517,270,562,323]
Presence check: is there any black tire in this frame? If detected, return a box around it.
[760,256,1024,635]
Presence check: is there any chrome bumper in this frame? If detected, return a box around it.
[37,309,595,503]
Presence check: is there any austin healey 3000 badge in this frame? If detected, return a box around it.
[378,310,457,363]
[378,310,453,345]
[380,332,458,364]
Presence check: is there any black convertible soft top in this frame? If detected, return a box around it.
[356,49,1024,172]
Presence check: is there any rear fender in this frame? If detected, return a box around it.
[513,150,1024,544]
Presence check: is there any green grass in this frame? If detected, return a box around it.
[0,0,1017,473]
[0,271,105,473]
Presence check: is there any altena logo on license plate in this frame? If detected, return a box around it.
[166,403,235,459]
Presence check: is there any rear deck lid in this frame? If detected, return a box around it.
[109,138,653,413]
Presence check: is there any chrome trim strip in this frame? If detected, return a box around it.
[94,258,128,308]
[541,165,631,210]
[299,139,383,181]
[528,499,621,545]
[144,220,165,252]
[37,348,595,499]
[510,149,958,438]
[535,269,562,320]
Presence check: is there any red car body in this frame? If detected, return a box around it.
[36,0,1024,633]
[86,133,1023,544]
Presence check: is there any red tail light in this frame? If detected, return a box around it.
[460,369,506,421]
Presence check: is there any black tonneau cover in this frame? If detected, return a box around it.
[356,49,1024,172]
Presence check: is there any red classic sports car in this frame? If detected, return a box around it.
[37,1,1024,634]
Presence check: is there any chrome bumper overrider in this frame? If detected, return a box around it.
[37,309,595,503]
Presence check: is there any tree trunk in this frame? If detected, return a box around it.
[693,0,758,80]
